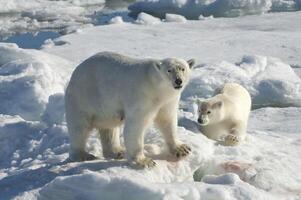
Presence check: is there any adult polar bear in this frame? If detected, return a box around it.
[65,52,195,168]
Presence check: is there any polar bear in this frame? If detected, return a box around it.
[65,51,195,168]
[197,83,251,146]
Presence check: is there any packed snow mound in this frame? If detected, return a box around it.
[0,43,73,121]
[108,16,124,25]
[39,171,271,200]
[201,173,240,185]
[0,115,69,170]
[135,12,162,25]
[0,115,70,200]
[41,93,65,126]
[183,55,301,107]
[165,13,187,23]
[34,125,270,200]
[129,0,301,19]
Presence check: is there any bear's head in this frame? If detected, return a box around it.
[155,58,195,90]
[197,98,224,126]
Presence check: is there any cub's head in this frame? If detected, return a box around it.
[197,99,224,126]
[155,58,195,90]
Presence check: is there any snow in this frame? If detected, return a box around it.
[0,0,105,39]
[108,16,124,25]
[4,106,300,199]
[183,55,301,107]
[201,173,240,185]
[41,93,65,126]
[1,10,301,200]
[198,15,215,20]
[129,0,301,19]
[135,12,162,25]
[0,0,105,13]
[38,171,271,200]
[165,13,187,23]
[0,43,72,121]
[193,107,301,198]
[43,11,301,67]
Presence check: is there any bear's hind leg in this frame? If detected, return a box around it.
[123,114,156,169]
[99,128,125,159]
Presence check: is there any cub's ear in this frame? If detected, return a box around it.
[187,59,196,69]
[212,101,223,109]
[195,99,202,105]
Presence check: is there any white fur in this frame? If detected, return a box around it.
[197,83,251,146]
[65,52,195,168]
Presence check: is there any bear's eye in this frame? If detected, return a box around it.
[181,68,185,71]
[207,111,211,114]
[167,69,171,73]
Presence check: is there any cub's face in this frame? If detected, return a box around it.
[158,58,195,90]
[197,100,224,126]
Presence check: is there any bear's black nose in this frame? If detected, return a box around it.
[198,118,203,124]
[175,78,182,85]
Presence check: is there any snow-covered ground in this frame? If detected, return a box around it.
[43,11,301,68]
[0,0,133,40]
[0,9,301,200]
[129,0,301,18]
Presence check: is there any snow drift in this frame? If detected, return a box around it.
[38,171,271,200]
[0,0,105,14]
[134,12,162,25]
[0,43,72,121]
[129,0,301,19]
[183,55,301,107]
[0,0,105,39]
[38,105,301,199]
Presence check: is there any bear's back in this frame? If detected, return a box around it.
[75,51,142,74]
[222,83,248,97]
[68,52,154,89]
[222,83,251,118]
[90,51,140,66]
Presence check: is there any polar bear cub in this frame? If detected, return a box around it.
[65,51,195,168]
[197,83,251,146]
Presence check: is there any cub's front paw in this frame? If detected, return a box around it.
[170,143,191,160]
[224,134,240,146]
[130,157,156,169]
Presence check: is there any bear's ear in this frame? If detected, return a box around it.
[187,59,196,69]
[155,61,162,70]
[212,101,223,109]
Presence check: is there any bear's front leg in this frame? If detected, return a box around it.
[123,113,156,169]
[223,123,247,146]
[224,133,240,146]
[155,102,191,160]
